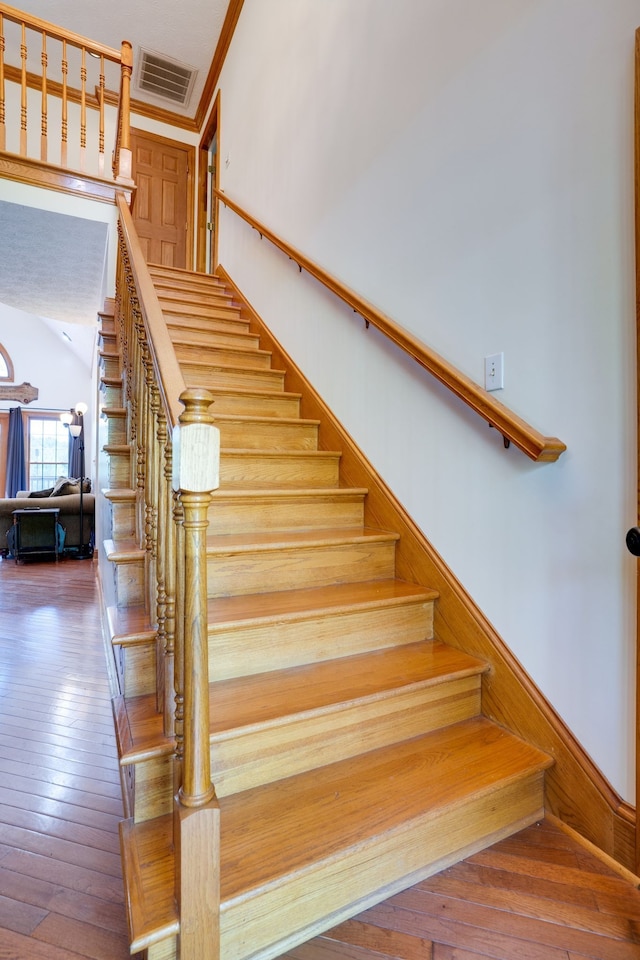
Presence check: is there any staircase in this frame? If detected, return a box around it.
[99,264,552,960]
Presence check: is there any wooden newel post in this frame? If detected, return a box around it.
[172,388,220,960]
[116,39,133,184]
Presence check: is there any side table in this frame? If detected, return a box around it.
[12,508,62,562]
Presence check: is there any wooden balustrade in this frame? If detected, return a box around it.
[116,193,220,958]
[215,189,567,464]
[0,2,132,181]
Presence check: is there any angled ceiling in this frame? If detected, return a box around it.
[8,0,236,121]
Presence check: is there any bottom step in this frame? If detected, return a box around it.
[121,717,551,960]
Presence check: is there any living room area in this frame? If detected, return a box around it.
[0,144,120,557]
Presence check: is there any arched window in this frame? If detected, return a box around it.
[0,343,14,381]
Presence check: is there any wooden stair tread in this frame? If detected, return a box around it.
[212,412,321,428]
[207,579,436,626]
[206,526,399,552]
[210,486,367,505]
[172,337,271,357]
[156,285,236,300]
[102,487,136,502]
[117,639,484,760]
[209,640,487,735]
[181,358,286,376]
[104,538,144,561]
[218,717,552,900]
[107,604,155,645]
[209,385,302,402]
[121,717,552,949]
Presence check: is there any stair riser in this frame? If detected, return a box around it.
[100,317,116,335]
[208,493,364,536]
[166,314,250,336]
[213,677,482,799]
[100,381,123,407]
[104,415,126,445]
[169,327,259,350]
[174,342,272,369]
[219,453,340,488]
[207,393,301,419]
[206,539,397,598]
[115,641,156,698]
[100,355,121,379]
[104,449,132,488]
[99,332,117,353]
[127,676,480,821]
[208,599,434,681]
[219,775,546,960]
[106,498,136,539]
[158,300,242,322]
[111,558,145,607]
[157,290,237,309]
[183,365,285,393]
[149,269,228,291]
[216,420,319,452]
[132,754,174,823]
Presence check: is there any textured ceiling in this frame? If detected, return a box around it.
[8,0,233,118]
[0,201,108,325]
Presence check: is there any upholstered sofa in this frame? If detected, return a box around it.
[0,478,94,557]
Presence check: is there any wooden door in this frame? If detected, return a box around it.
[130,129,194,269]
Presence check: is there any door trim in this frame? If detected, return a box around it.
[130,127,196,271]
[634,27,640,874]
[197,90,221,273]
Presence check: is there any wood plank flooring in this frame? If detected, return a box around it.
[285,820,640,960]
[0,556,137,959]
[2,557,640,960]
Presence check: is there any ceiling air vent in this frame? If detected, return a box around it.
[136,49,197,107]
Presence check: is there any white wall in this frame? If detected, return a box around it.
[213,0,638,799]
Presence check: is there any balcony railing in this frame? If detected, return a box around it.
[0,1,132,182]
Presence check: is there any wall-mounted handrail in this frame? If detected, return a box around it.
[215,188,566,463]
[0,1,132,180]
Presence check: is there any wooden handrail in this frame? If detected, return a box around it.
[0,3,121,62]
[116,193,186,427]
[215,189,566,463]
[0,2,131,179]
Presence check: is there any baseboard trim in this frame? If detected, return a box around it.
[217,263,636,872]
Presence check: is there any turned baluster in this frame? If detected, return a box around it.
[19,22,26,155]
[40,31,47,161]
[98,54,105,175]
[0,16,6,151]
[60,39,67,166]
[79,46,87,170]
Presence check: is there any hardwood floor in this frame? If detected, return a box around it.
[0,556,135,959]
[285,819,640,960]
[2,556,640,960]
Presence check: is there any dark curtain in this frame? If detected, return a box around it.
[5,406,26,496]
[68,411,82,478]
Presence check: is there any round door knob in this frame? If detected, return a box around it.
[626,527,640,556]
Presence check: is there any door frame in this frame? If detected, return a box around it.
[634,27,640,874]
[130,127,196,271]
[197,91,221,274]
